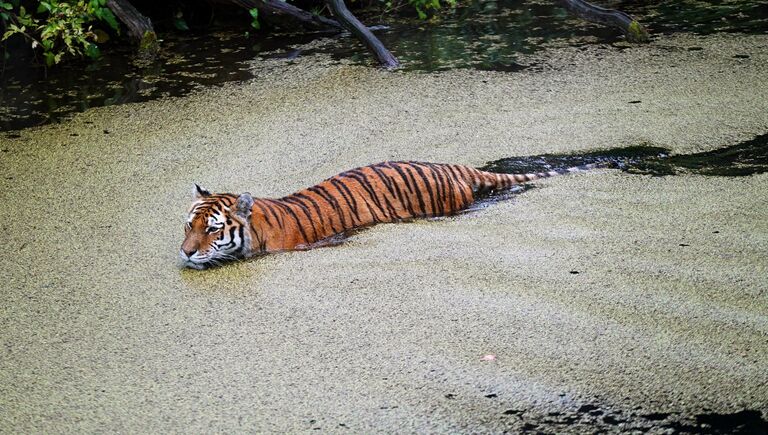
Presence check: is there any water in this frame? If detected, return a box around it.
[0,31,317,131]
[481,133,768,178]
[2,0,767,131]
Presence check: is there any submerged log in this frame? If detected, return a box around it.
[105,0,159,57]
[559,0,650,43]
[325,0,399,68]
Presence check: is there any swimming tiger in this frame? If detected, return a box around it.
[180,161,590,269]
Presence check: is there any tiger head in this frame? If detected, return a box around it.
[180,184,254,269]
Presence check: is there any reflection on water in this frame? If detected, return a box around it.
[1,0,767,131]
[0,31,317,131]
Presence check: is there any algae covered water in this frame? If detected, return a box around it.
[2,0,768,131]
[1,30,768,433]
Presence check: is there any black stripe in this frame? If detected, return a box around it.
[446,165,470,207]
[283,196,320,242]
[330,178,361,224]
[309,185,349,231]
[296,192,339,234]
[385,162,416,194]
[357,194,382,224]
[344,170,387,219]
[273,200,312,244]
[254,200,274,227]
[217,226,238,251]
[249,220,265,254]
[362,168,403,220]
[433,164,457,214]
[340,171,385,221]
[378,166,415,218]
[417,163,445,216]
[263,200,286,229]
[237,225,245,257]
[409,163,438,216]
[424,163,452,215]
[402,164,428,217]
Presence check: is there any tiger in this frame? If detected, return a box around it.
[180,161,590,269]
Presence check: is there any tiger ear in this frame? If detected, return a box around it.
[235,192,254,219]
[193,183,210,200]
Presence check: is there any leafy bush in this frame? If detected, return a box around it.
[407,0,456,20]
[1,0,120,66]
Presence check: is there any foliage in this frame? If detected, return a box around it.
[1,0,120,66]
[249,8,259,30]
[406,0,456,20]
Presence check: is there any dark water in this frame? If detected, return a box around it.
[507,398,768,434]
[481,133,768,177]
[0,31,317,131]
[2,0,768,131]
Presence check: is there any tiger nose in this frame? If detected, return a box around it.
[181,248,197,258]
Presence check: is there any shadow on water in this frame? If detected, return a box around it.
[481,133,768,178]
[510,397,768,434]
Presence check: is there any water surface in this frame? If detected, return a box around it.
[2,0,767,131]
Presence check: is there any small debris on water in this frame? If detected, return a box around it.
[503,409,525,415]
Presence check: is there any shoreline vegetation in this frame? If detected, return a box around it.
[0,0,647,69]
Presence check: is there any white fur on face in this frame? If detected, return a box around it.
[181,203,246,268]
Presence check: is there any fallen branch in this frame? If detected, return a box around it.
[325,0,399,68]
[559,0,649,43]
[105,0,159,57]
[229,0,342,31]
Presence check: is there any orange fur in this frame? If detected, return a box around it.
[180,161,563,268]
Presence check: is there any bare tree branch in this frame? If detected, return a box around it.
[559,0,649,43]
[325,0,399,68]
[228,0,343,31]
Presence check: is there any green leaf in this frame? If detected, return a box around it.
[249,8,260,30]
[84,42,100,58]
[0,3,13,11]
[416,7,426,19]
[98,8,119,31]
[173,17,189,31]
[44,51,55,66]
